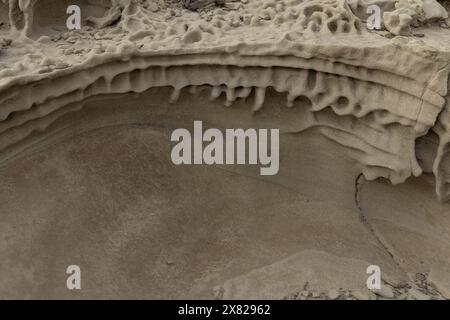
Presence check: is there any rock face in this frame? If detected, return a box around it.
[0,0,449,299]
[0,0,449,199]
[382,0,448,35]
[348,0,448,35]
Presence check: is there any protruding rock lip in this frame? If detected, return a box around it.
[0,41,448,201]
[0,42,446,128]
[1,0,450,202]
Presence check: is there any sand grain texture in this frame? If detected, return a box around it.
[0,0,449,299]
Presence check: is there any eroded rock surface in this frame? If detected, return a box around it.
[0,0,449,299]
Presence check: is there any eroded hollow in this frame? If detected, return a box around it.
[0,88,378,299]
[0,2,10,27]
[1,86,447,299]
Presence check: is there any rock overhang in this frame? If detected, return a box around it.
[1,0,450,200]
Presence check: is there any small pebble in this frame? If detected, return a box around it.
[212,286,224,300]
[300,290,309,297]
[374,285,395,299]
[328,289,340,300]
[148,2,159,12]
[353,290,376,300]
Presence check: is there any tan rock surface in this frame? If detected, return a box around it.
[0,0,449,299]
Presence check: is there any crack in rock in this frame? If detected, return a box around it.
[354,174,405,269]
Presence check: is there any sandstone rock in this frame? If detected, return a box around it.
[383,0,448,35]
[429,265,450,299]
[352,290,377,300]
[182,0,225,10]
[416,0,448,21]
[0,0,450,300]
[407,288,431,300]
[86,7,122,29]
[328,289,340,300]
[383,10,414,35]
[373,285,395,299]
